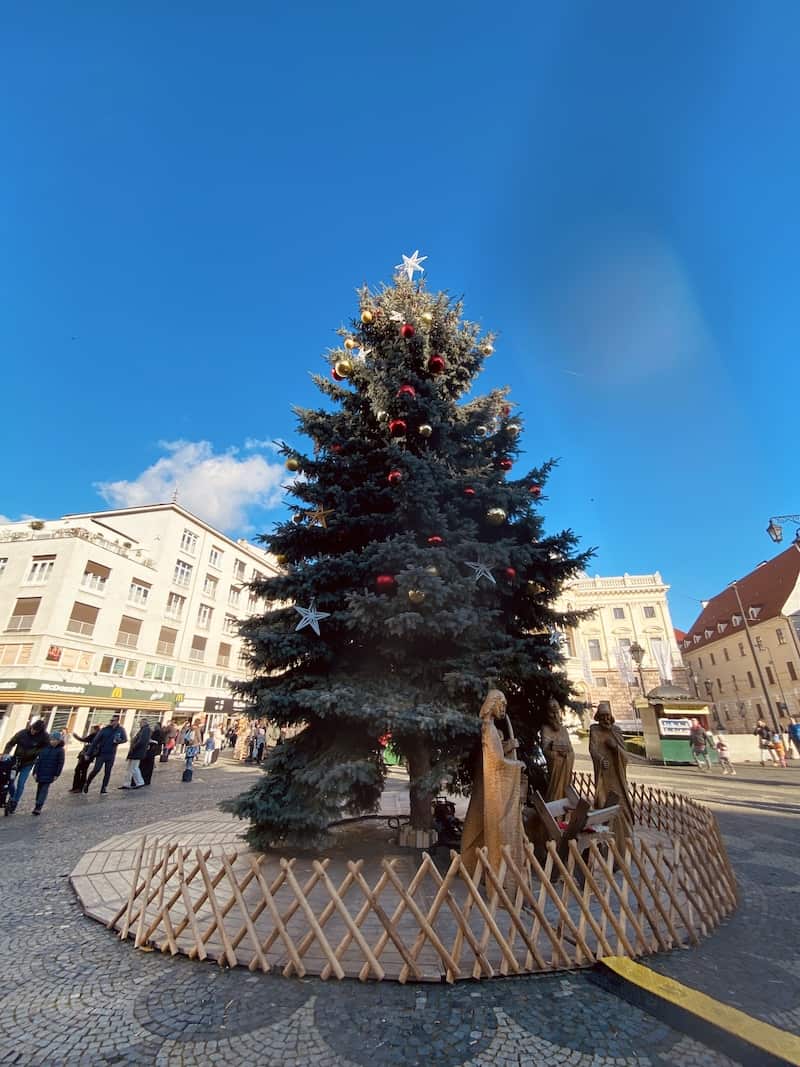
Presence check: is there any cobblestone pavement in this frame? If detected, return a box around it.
[1,749,796,1066]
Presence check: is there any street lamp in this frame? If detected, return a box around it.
[766,515,800,544]
[628,640,647,701]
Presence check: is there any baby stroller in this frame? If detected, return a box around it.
[0,755,17,815]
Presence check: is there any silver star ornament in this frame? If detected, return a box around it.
[465,561,496,585]
[395,250,427,282]
[294,600,331,636]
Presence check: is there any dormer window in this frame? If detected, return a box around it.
[732,614,742,626]
[693,634,701,644]
[704,629,714,639]
[717,622,728,633]
[748,605,762,620]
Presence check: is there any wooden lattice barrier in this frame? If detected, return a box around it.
[108,781,737,982]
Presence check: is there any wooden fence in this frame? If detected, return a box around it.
[109,779,737,983]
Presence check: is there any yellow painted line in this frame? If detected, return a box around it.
[600,956,800,1065]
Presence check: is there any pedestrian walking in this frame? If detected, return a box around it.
[772,732,788,768]
[31,730,66,814]
[83,715,128,795]
[690,719,711,770]
[119,719,152,790]
[3,719,49,812]
[69,724,101,793]
[714,736,736,775]
[255,726,266,763]
[203,728,217,766]
[788,718,800,760]
[754,720,777,765]
[140,722,164,786]
[182,721,201,781]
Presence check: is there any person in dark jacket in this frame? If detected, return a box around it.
[69,724,101,793]
[3,719,49,810]
[139,723,164,786]
[120,720,151,789]
[32,730,66,814]
[83,715,128,794]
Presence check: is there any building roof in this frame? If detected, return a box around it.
[674,628,687,643]
[681,545,800,654]
[645,683,698,705]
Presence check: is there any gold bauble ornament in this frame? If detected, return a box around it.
[376,410,388,422]
[344,337,357,350]
[421,311,433,325]
[274,553,288,565]
[335,358,354,378]
[507,422,521,436]
[418,423,433,438]
[408,589,426,605]
[361,310,374,324]
[476,425,488,437]
[425,565,438,575]
[285,456,301,472]
[481,342,494,357]
[526,580,544,595]
[486,507,507,526]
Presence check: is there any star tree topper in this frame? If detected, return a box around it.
[465,561,497,585]
[395,250,427,283]
[294,601,331,636]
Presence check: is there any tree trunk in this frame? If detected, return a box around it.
[405,737,434,831]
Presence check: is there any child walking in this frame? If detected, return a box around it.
[715,737,736,776]
[772,733,788,768]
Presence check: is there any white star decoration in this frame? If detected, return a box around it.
[395,250,427,282]
[294,601,331,636]
[465,561,496,585]
[353,345,372,362]
[388,310,405,323]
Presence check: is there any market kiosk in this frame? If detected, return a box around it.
[640,684,718,765]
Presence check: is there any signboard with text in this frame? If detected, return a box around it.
[658,717,692,737]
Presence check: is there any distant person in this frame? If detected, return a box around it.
[3,719,49,811]
[31,730,66,814]
[255,726,266,763]
[203,728,217,766]
[772,732,787,768]
[83,715,127,795]
[182,721,201,781]
[754,720,777,766]
[715,736,736,775]
[140,722,164,786]
[788,718,800,760]
[70,724,101,793]
[162,721,178,761]
[689,719,711,770]
[120,719,151,790]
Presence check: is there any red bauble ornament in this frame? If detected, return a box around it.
[427,535,444,547]
[498,458,513,471]
[464,487,476,497]
[389,419,407,437]
[504,567,517,580]
[529,483,542,498]
[331,368,344,381]
[387,468,403,486]
[376,574,396,593]
[331,443,343,453]
[400,323,415,339]
[396,384,417,399]
[502,405,512,417]
[428,354,446,375]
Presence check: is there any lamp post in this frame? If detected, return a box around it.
[629,640,647,695]
[766,515,800,544]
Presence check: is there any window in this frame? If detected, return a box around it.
[717,677,723,692]
[738,641,746,657]
[766,665,776,685]
[157,626,178,656]
[165,593,185,620]
[755,636,764,651]
[180,528,198,554]
[252,569,265,583]
[61,648,92,671]
[224,614,238,635]
[143,662,175,682]
[747,671,756,689]
[81,561,110,593]
[128,580,151,606]
[587,639,602,661]
[181,668,208,687]
[0,643,33,666]
[228,586,241,608]
[755,702,763,716]
[217,642,231,668]
[777,627,786,645]
[203,574,218,599]
[788,662,798,682]
[209,546,223,569]
[25,555,55,584]
[612,607,625,620]
[0,558,7,575]
[698,657,703,670]
[99,655,138,677]
[247,593,259,612]
[237,648,249,668]
[189,635,207,662]
[234,560,247,581]
[595,676,608,687]
[643,605,657,619]
[722,704,730,720]
[116,615,142,649]
[173,559,193,587]
[723,648,730,662]
[732,674,739,691]
[709,652,716,666]
[8,597,41,632]
[66,601,98,636]
[197,604,213,629]
[210,672,228,689]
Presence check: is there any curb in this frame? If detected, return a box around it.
[591,957,800,1067]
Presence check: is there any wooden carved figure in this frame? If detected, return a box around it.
[541,697,575,803]
[589,701,634,849]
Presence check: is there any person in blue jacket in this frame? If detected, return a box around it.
[31,730,66,814]
[787,718,800,759]
[82,715,128,795]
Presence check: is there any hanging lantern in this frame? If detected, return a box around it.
[486,507,507,526]
[389,418,407,437]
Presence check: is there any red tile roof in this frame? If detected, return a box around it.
[674,628,687,643]
[682,545,800,653]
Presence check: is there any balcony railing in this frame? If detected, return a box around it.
[0,527,156,568]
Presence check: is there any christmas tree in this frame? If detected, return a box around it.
[225,252,591,849]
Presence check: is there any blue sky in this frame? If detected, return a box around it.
[2,2,798,630]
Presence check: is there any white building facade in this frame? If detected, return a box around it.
[0,504,278,748]
[555,572,689,724]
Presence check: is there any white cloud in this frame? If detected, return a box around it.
[95,440,287,532]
